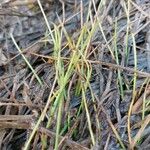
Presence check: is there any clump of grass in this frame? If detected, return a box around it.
[19,0,150,150]
[52,14,99,149]
[23,0,99,149]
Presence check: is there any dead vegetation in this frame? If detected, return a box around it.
[0,0,150,149]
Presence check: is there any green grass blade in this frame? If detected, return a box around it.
[10,33,43,86]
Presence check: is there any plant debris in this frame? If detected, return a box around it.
[0,0,150,149]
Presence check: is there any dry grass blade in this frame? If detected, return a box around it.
[0,121,89,150]
[128,33,137,148]
[0,114,35,121]
[132,114,150,148]
[0,49,7,66]
[23,77,57,150]
[129,0,150,18]
[8,0,36,6]
[29,53,150,78]
[101,105,126,150]
[40,127,91,150]
[10,33,43,86]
